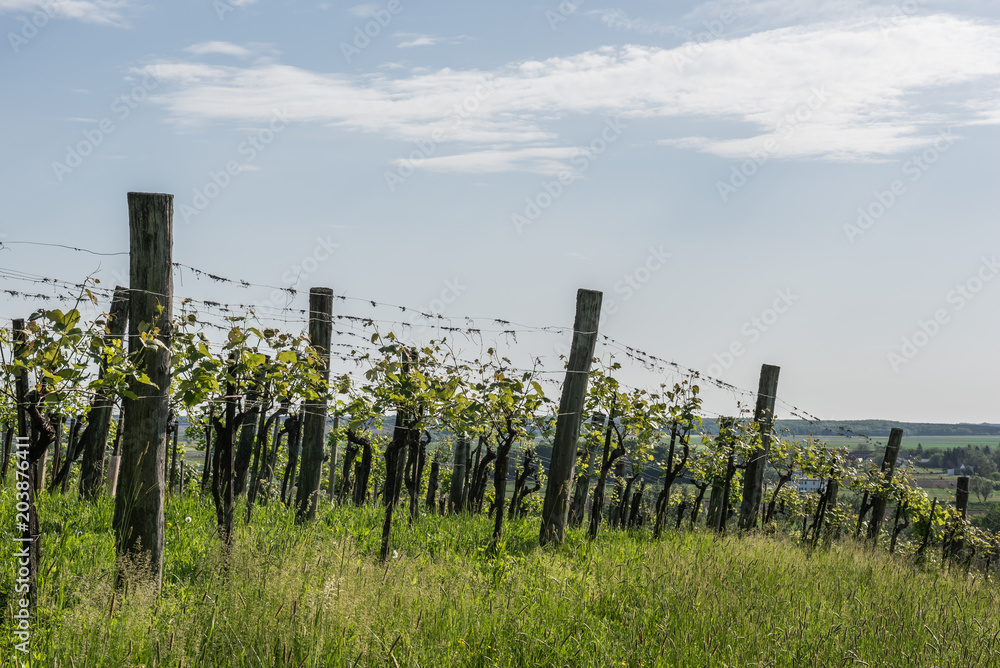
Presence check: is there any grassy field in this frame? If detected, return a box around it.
[2,488,999,667]
[821,435,1000,451]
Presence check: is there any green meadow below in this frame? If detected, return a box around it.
[2,490,998,667]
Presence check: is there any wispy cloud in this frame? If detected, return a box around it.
[184,41,255,58]
[347,3,379,18]
[144,15,1000,172]
[0,0,135,26]
[588,9,690,38]
[394,33,470,48]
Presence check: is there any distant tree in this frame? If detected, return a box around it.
[970,475,995,504]
[974,502,1000,532]
[927,452,944,470]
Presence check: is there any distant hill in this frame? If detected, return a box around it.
[701,418,1000,438]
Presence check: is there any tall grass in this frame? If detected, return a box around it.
[2,486,998,667]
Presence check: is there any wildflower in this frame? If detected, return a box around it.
[392,550,399,559]
[185,516,192,523]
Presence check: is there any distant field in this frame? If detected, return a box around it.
[687,434,1000,451]
[790,435,1000,451]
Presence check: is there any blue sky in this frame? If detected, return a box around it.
[2,0,1000,424]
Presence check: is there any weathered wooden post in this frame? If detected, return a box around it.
[296,288,334,523]
[540,289,602,546]
[738,364,780,532]
[112,192,173,591]
[956,476,970,519]
[866,428,903,540]
[449,436,469,514]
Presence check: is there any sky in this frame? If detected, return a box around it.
[1,0,1000,425]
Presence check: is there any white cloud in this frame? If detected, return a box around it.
[184,41,255,58]
[399,146,587,175]
[143,14,1000,171]
[397,34,437,48]
[0,0,134,26]
[588,9,690,38]
[347,3,379,18]
[394,33,470,48]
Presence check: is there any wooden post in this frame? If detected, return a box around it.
[449,436,469,514]
[867,428,903,540]
[956,476,970,519]
[112,191,173,591]
[295,287,334,523]
[540,289,602,546]
[327,414,340,502]
[737,364,780,531]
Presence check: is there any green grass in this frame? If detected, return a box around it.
[2,487,999,667]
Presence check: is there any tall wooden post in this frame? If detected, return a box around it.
[540,289,602,546]
[295,287,334,523]
[867,428,903,540]
[738,364,780,531]
[956,476,970,519]
[112,192,173,591]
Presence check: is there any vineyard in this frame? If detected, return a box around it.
[1,193,999,666]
